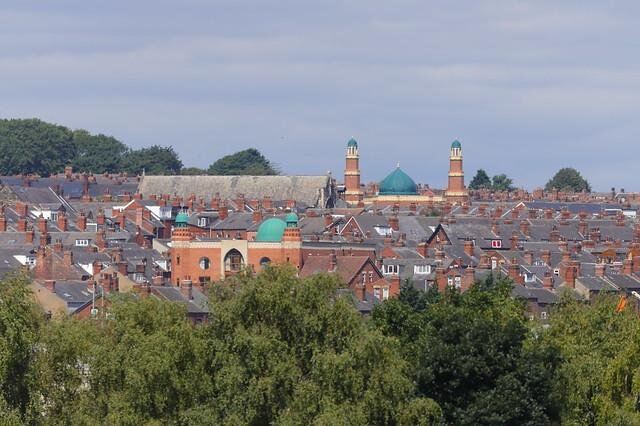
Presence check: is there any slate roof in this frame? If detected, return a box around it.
[138,175,333,207]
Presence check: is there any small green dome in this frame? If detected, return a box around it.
[451,140,462,149]
[285,212,298,226]
[347,138,358,148]
[379,167,418,195]
[256,217,287,242]
[175,211,189,227]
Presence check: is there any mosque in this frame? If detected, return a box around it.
[343,138,468,206]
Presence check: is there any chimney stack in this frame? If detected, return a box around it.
[180,279,194,300]
[463,240,474,257]
[77,213,87,232]
[44,279,56,293]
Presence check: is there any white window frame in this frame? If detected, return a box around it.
[414,265,430,275]
[75,239,89,247]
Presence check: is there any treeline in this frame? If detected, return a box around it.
[1,268,638,424]
[0,119,278,176]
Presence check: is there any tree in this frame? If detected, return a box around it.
[0,118,76,175]
[208,148,278,175]
[545,167,591,192]
[72,129,128,173]
[180,167,208,176]
[373,276,560,425]
[0,273,41,420]
[542,294,640,424]
[491,174,515,192]
[121,145,183,175]
[468,169,492,190]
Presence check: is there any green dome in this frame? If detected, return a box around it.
[379,167,418,195]
[451,140,462,149]
[285,212,298,226]
[347,138,358,148]
[175,211,189,227]
[256,217,287,242]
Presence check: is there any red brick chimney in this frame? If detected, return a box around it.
[329,251,337,272]
[523,250,533,265]
[564,261,578,288]
[262,196,272,210]
[463,266,475,291]
[508,257,521,283]
[96,209,105,226]
[595,262,606,277]
[64,166,73,180]
[25,227,35,244]
[57,213,68,232]
[77,213,87,231]
[37,215,47,234]
[541,250,551,265]
[53,239,63,253]
[417,242,428,258]
[252,209,263,224]
[388,215,399,232]
[436,266,447,293]
[624,256,633,275]
[180,279,194,300]
[136,208,144,227]
[544,209,553,220]
[63,250,74,268]
[510,232,519,250]
[15,202,28,217]
[44,279,56,293]
[0,214,6,232]
[520,220,530,237]
[542,272,554,290]
[218,205,229,221]
[93,260,103,276]
[17,217,27,232]
[463,240,474,257]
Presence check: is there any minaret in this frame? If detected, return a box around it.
[344,137,363,204]
[445,140,468,203]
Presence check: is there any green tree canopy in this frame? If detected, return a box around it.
[72,129,128,173]
[468,169,492,190]
[208,148,278,175]
[180,166,208,175]
[545,167,591,192]
[373,276,560,425]
[122,145,183,175]
[491,173,515,192]
[0,118,76,176]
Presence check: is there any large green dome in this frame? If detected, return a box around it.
[256,217,287,242]
[451,139,461,149]
[347,137,358,148]
[379,167,418,195]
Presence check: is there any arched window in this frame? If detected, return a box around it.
[259,257,271,269]
[224,249,244,273]
[199,257,210,270]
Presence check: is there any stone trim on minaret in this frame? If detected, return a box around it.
[445,140,469,203]
[344,138,363,204]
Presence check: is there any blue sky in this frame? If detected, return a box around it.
[2,1,640,191]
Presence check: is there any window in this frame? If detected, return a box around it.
[553,269,560,276]
[382,287,389,300]
[414,265,430,275]
[75,239,89,247]
[50,212,58,221]
[383,264,399,275]
[524,273,536,283]
[368,271,373,283]
[362,272,366,283]
[454,276,461,289]
[260,257,271,269]
[447,277,453,286]
[224,249,244,273]
[540,311,548,320]
[491,239,502,249]
[198,217,208,227]
[373,287,381,300]
[199,257,210,270]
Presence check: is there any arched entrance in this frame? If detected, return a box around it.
[224,249,244,275]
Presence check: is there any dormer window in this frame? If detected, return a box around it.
[198,217,207,227]
[383,264,399,275]
[491,239,502,249]
[75,239,89,247]
[414,265,431,275]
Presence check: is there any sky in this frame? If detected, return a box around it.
[2,1,640,191]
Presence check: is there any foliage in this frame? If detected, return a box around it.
[0,273,41,419]
[72,129,128,173]
[121,145,183,175]
[0,118,76,176]
[491,173,515,192]
[543,295,640,424]
[373,276,560,425]
[468,169,492,190]
[208,148,279,176]
[545,167,591,192]
[180,167,208,175]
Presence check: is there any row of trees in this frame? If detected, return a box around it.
[468,167,591,193]
[0,119,278,176]
[1,267,638,424]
